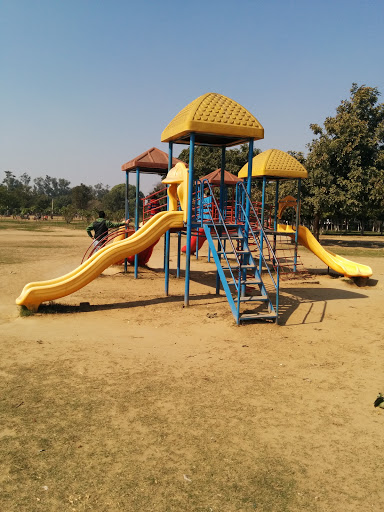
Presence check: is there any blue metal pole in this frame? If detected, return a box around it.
[245,139,254,239]
[165,143,173,295]
[184,133,195,306]
[124,170,129,273]
[216,147,226,294]
[177,231,181,278]
[241,140,254,296]
[294,178,301,272]
[134,167,140,279]
[219,147,226,214]
[273,179,280,252]
[259,176,267,274]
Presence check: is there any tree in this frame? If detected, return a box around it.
[306,83,384,238]
[102,183,144,219]
[60,205,76,224]
[33,175,71,197]
[1,171,32,213]
[71,184,93,210]
[92,183,110,200]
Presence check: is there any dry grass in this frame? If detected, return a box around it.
[1,226,384,512]
[1,360,307,512]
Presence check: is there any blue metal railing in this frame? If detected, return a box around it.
[193,179,279,323]
[196,179,241,289]
[235,182,280,318]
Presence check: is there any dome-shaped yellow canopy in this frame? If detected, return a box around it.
[238,149,308,179]
[161,93,264,147]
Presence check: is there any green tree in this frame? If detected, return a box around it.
[102,183,143,219]
[306,83,384,238]
[60,205,77,224]
[33,175,71,197]
[92,183,110,200]
[71,184,94,210]
[1,171,32,213]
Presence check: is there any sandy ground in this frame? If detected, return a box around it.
[1,226,384,511]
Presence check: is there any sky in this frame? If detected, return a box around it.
[1,0,384,195]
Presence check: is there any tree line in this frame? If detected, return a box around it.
[2,84,383,235]
[0,173,143,224]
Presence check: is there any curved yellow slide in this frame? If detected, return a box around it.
[277,224,372,278]
[16,211,184,311]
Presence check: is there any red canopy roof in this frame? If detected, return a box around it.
[200,168,242,186]
[121,147,183,176]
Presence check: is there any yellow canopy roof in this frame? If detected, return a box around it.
[238,149,308,179]
[161,93,264,147]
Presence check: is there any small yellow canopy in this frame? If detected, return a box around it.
[161,93,264,147]
[238,149,308,179]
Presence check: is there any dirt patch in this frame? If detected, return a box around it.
[1,227,383,511]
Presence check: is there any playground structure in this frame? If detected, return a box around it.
[16,93,373,323]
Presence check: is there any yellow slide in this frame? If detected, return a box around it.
[277,224,372,278]
[16,211,184,311]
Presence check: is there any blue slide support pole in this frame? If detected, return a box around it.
[245,139,254,239]
[258,176,267,274]
[184,133,195,306]
[124,170,129,273]
[164,143,173,295]
[273,179,280,252]
[134,167,140,279]
[216,147,226,294]
[294,178,301,272]
[177,231,181,278]
[242,140,253,295]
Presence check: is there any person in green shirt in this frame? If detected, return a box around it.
[86,211,127,251]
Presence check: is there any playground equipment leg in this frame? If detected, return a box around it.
[258,176,266,274]
[273,180,280,252]
[294,178,301,272]
[164,143,173,294]
[134,167,140,279]
[177,231,181,278]
[124,170,129,273]
[184,133,195,306]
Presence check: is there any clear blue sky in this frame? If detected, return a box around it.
[1,0,383,194]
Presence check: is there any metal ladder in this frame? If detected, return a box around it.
[199,181,280,324]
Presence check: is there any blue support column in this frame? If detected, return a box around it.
[164,143,173,295]
[245,139,254,239]
[184,133,195,306]
[294,178,301,272]
[134,167,140,279]
[241,140,254,296]
[219,147,226,214]
[258,176,267,273]
[124,170,129,273]
[273,179,280,252]
[216,147,226,294]
[177,231,181,278]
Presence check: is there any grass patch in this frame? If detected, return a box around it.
[5,244,67,249]
[0,255,25,264]
[324,247,384,258]
[19,306,35,317]
[0,219,87,231]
